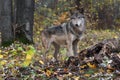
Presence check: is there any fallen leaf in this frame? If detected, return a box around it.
[107,69,113,73]
[0,60,7,65]
[80,70,84,73]
[84,74,90,77]
[46,69,52,77]
[64,68,68,72]
[87,62,96,69]
[99,68,105,73]
[80,64,87,69]
[39,60,44,65]
[0,54,3,59]
[114,36,118,39]
[22,60,31,67]
[107,64,115,70]
[72,76,80,80]
[26,54,32,60]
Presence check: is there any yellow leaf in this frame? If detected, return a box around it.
[84,74,90,77]
[0,54,3,59]
[0,60,7,65]
[39,28,43,31]
[72,76,80,80]
[22,60,31,67]
[36,31,40,34]
[39,60,44,65]
[87,62,96,69]
[26,54,32,60]
[114,36,118,39]
[22,54,33,67]
[46,70,52,77]
[80,65,87,69]
[5,52,8,54]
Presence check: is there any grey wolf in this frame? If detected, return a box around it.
[41,10,86,60]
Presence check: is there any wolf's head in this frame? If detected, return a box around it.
[71,11,85,27]
[70,10,85,32]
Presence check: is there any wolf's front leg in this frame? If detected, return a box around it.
[73,39,79,56]
[67,42,74,57]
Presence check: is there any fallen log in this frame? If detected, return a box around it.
[65,38,120,71]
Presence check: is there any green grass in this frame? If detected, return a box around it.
[78,29,120,51]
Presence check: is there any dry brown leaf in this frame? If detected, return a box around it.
[84,74,90,77]
[87,62,96,69]
[46,70,52,77]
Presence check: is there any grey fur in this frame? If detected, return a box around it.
[41,11,86,60]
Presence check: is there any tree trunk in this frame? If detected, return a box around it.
[0,0,34,46]
[15,0,34,44]
[0,0,14,46]
[0,0,1,31]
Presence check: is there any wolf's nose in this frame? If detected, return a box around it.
[75,24,79,26]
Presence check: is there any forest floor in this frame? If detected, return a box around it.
[0,29,120,80]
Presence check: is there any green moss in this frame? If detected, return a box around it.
[18,36,33,44]
[16,33,33,44]
[1,40,14,47]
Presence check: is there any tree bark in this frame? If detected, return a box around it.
[0,0,34,46]
[0,0,2,31]
[15,0,34,44]
[0,0,14,46]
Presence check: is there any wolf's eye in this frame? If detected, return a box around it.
[71,18,75,19]
[79,16,84,18]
